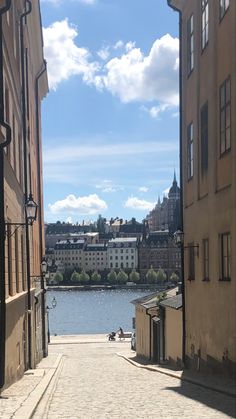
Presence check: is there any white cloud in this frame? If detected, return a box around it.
[139,186,149,193]
[124,197,155,211]
[49,194,107,214]
[163,187,170,196]
[97,46,110,61]
[142,103,171,119]
[43,19,99,90]
[43,19,179,105]
[95,34,179,105]
[43,140,178,164]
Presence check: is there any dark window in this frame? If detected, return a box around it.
[220,77,231,154]
[187,15,194,74]
[188,243,195,280]
[220,233,231,280]
[220,0,229,20]
[187,122,194,179]
[202,0,209,49]
[201,102,208,173]
[202,239,209,281]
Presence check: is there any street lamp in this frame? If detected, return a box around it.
[47,297,57,343]
[5,193,38,237]
[174,229,199,255]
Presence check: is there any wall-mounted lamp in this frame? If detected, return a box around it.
[41,258,48,276]
[174,229,199,256]
[5,193,38,237]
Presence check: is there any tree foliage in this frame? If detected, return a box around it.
[79,270,90,283]
[53,272,63,284]
[170,272,179,283]
[70,271,80,282]
[107,270,117,283]
[91,271,101,282]
[129,269,140,283]
[156,268,167,282]
[146,267,158,283]
[117,270,128,284]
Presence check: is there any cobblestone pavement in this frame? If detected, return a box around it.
[33,340,236,419]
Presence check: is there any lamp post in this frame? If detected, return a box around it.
[41,258,48,357]
[5,193,38,236]
[47,297,57,343]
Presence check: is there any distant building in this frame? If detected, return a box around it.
[138,231,181,280]
[54,239,85,271]
[146,173,180,233]
[107,238,138,270]
[84,244,107,272]
[119,219,144,239]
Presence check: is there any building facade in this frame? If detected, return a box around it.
[107,238,138,270]
[168,0,236,378]
[138,231,181,280]
[146,174,180,233]
[0,0,48,388]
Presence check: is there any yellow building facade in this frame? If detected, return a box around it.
[168,0,236,377]
[0,0,48,388]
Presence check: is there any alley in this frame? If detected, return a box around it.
[33,338,236,419]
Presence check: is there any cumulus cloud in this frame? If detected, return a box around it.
[49,194,107,214]
[124,197,155,211]
[142,103,171,119]
[95,34,179,105]
[43,19,99,90]
[139,186,149,193]
[43,19,179,106]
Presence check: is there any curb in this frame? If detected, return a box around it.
[117,353,236,398]
[13,354,63,419]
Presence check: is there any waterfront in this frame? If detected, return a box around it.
[47,288,154,335]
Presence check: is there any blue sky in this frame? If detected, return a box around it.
[40,0,179,224]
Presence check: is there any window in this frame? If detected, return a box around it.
[220,77,231,154]
[220,233,231,280]
[187,122,194,179]
[202,0,209,49]
[202,239,209,281]
[220,0,229,20]
[201,102,208,173]
[187,15,194,74]
[188,243,195,280]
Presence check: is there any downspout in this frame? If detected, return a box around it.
[35,60,47,357]
[20,0,32,369]
[0,0,12,391]
[146,308,152,361]
[167,0,185,365]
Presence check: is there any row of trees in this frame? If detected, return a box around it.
[49,268,179,285]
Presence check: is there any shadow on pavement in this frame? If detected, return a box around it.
[164,378,236,418]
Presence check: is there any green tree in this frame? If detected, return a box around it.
[53,272,63,284]
[156,268,167,282]
[170,272,179,283]
[146,267,158,283]
[79,270,90,283]
[129,269,140,283]
[107,270,117,283]
[70,271,80,282]
[117,270,128,284]
[91,271,101,282]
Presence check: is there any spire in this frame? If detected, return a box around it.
[173,170,177,184]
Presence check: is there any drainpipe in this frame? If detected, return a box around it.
[167,0,185,365]
[35,60,47,357]
[0,0,12,391]
[146,308,152,361]
[20,0,32,369]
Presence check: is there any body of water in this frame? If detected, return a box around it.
[47,288,156,335]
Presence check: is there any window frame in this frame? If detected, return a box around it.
[188,243,195,281]
[200,102,208,173]
[219,0,230,20]
[219,232,231,281]
[187,122,194,180]
[202,238,209,281]
[187,14,194,75]
[220,77,231,156]
[201,0,209,50]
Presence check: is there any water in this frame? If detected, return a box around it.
[47,289,155,335]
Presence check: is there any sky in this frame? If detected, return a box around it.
[40,0,180,224]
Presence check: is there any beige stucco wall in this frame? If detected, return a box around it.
[165,308,182,363]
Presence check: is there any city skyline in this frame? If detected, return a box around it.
[40,0,179,223]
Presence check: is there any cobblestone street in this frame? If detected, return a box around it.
[33,339,236,419]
